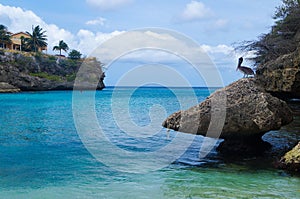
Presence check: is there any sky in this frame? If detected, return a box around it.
[0,0,282,87]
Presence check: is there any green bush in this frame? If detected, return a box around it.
[66,73,76,82]
[237,0,300,64]
[68,49,82,60]
[48,55,57,61]
[30,72,63,82]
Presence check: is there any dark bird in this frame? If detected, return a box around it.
[236,57,255,78]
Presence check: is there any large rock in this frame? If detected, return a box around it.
[256,49,300,98]
[162,78,293,155]
[163,78,293,139]
[278,141,300,172]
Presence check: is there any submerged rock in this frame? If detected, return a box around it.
[162,78,293,155]
[278,141,300,172]
[0,82,20,93]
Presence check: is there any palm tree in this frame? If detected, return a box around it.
[25,25,47,52]
[53,40,69,56]
[0,24,12,49]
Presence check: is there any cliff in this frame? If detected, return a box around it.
[163,15,300,156]
[256,48,300,99]
[0,50,105,92]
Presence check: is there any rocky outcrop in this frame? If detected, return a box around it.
[162,78,293,155]
[163,78,293,138]
[0,51,105,91]
[256,48,300,98]
[0,82,20,93]
[278,141,300,172]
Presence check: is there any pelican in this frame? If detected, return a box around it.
[236,57,255,78]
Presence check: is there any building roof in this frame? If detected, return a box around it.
[11,32,30,37]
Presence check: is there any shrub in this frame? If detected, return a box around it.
[29,72,63,82]
[236,0,300,65]
[66,73,76,82]
[68,49,82,60]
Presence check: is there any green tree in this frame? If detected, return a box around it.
[236,0,300,64]
[25,25,48,52]
[0,24,12,49]
[53,40,69,56]
[20,36,30,52]
[274,0,300,20]
[68,49,82,60]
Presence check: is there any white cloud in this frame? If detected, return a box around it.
[0,4,243,71]
[0,4,77,55]
[0,5,43,32]
[0,4,123,56]
[176,1,229,31]
[201,44,233,55]
[213,19,229,29]
[76,29,124,55]
[180,1,213,21]
[200,44,257,69]
[86,17,107,26]
[86,0,132,10]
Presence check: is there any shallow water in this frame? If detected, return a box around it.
[0,88,299,198]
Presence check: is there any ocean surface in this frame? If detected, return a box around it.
[0,87,299,199]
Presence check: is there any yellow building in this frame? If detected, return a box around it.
[9,32,29,51]
[5,32,47,52]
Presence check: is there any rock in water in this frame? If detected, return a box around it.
[162,78,293,155]
[278,141,300,172]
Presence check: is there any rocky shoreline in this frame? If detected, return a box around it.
[278,141,300,172]
[163,50,300,172]
[163,78,294,155]
[0,82,20,93]
[0,50,105,92]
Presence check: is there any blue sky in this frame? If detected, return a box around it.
[0,0,282,86]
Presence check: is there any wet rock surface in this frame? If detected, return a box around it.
[277,141,300,172]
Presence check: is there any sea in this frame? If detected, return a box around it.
[0,87,299,199]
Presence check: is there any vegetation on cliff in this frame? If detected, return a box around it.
[53,40,69,56]
[238,0,300,65]
[0,25,11,48]
[237,0,300,98]
[0,50,105,91]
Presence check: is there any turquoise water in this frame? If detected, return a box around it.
[0,88,299,198]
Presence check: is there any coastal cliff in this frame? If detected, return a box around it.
[0,50,105,92]
[163,51,299,168]
[256,48,300,99]
[163,78,294,155]
[163,1,300,170]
